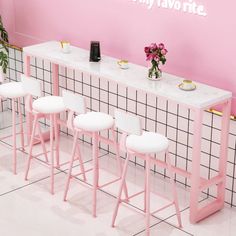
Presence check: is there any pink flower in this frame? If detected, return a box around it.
[145,43,168,63]
[144,47,150,53]
[154,55,160,61]
[150,43,158,51]
[146,54,153,61]
[158,43,164,50]
[161,49,168,55]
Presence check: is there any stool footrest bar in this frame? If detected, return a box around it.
[72,168,93,177]
[99,177,121,189]
[151,202,174,215]
[199,175,224,192]
[125,190,145,201]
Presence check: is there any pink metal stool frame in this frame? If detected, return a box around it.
[0,91,25,174]
[111,110,182,236]
[25,111,61,194]
[62,90,128,217]
[22,76,67,195]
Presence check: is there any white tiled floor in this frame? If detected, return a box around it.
[0,111,236,235]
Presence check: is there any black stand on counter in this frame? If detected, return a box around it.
[89,41,101,62]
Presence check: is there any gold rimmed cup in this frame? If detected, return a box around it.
[117,59,129,69]
[60,41,71,53]
[179,79,196,91]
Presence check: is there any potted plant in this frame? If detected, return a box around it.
[0,15,9,82]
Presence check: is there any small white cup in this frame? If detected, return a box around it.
[182,80,194,90]
[117,60,129,69]
[60,41,70,53]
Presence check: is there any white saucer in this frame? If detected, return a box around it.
[178,83,196,91]
[119,66,129,70]
[61,49,71,54]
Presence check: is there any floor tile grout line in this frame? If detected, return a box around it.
[0,175,55,197]
[56,151,196,235]
[64,164,195,236]
[0,148,108,197]
[0,154,192,236]
[12,149,212,236]
[0,170,192,236]
[132,205,194,236]
[0,121,210,235]
[0,114,26,131]
[0,147,206,236]
[133,196,210,236]
[0,139,14,148]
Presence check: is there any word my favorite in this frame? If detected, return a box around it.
[132,0,207,16]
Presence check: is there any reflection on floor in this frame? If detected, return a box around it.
[0,111,236,236]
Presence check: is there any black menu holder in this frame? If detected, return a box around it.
[89,41,101,62]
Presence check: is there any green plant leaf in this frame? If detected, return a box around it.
[0,15,9,74]
[0,26,9,43]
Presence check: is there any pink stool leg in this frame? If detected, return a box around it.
[144,159,147,213]
[111,127,129,200]
[12,98,17,175]
[166,151,182,228]
[54,115,60,168]
[37,122,49,163]
[25,96,33,146]
[18,97,25,151]
[24,54,33,146]
[92,132,99,217]
[0,96,2,111]
[64,130,79,201]
[25,114,38,180]
[145,155,151,236]
[76,142,86,181]
[111,152,130,227]
[50,114,55,195]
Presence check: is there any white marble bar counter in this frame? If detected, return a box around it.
[23,41,232,110]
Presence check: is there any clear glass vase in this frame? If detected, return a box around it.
[148,62,162,81]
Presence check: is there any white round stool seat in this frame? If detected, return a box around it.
[0,82,27,98]
[74,112,114,132]
[33,96,66,114]
[126,131,169,154]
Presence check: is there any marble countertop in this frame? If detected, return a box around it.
[23,41,232,109]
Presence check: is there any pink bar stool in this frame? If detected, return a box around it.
[62,90,128,217]
[0,80,27,174]
[23,76,66,194]
[111,110,182,236]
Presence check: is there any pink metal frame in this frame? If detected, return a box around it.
[63,115,128,217]
[25,110,60,194]
[24,55,32,145]
[111,143,182,236]
[189,99,232,223]
[24,55,52,145]
[0,96,25,174]
[23,52,232,223]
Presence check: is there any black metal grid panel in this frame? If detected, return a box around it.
[4,47,236,207]
[0,47,23,112]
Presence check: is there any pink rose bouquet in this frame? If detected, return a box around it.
[144,43,168,79]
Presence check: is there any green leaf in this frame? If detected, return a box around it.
[0,15,9,74]
[0,50,8,74]
[0,16,9,43]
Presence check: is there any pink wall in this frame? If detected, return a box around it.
[1,0,236,113]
